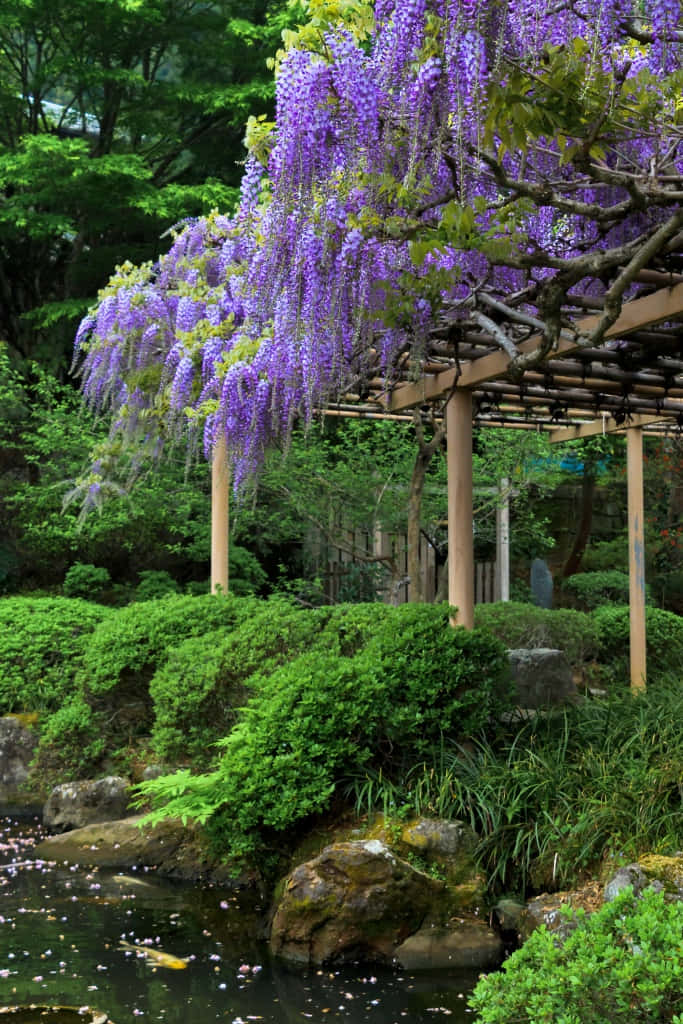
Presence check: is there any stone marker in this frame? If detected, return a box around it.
[530,557,553,608]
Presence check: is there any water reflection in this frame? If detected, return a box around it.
[1,818,478,1023]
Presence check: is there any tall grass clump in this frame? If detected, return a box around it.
[350,681,683,894]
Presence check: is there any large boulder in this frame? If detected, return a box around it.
[43,776,131,831]
[0,715,39,805]
[507,648,579,708]
[270,839,443,965]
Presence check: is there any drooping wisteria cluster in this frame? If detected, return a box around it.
[75,0,683,486]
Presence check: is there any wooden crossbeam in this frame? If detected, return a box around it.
[386,282,683,412]
[548,412,677,443]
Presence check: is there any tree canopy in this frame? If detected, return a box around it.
[0,0,289,371]
[74,0,683,494]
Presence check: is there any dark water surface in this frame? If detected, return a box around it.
[0,818,478,1024]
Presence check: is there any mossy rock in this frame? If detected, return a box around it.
[270,839,445,965]
[638,853,683,894]
[365,815,484,913]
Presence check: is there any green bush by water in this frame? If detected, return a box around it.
[469,887,683,1022]
[35,593,260,776]
[149,598,328,764]
[139,604,512,863]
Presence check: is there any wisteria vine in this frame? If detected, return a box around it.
[74,0,683,492]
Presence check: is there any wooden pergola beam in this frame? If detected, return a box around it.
[548,413,675,443]
[386,282,683,412]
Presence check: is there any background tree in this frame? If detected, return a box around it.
[0,0,292,373]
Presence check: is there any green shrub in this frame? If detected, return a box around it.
[581,534,629,573]
[315,601,393,656]
[135,570,180,601]
[563,570,652,610]
[149,598,327,764]
[474,601,601,668]
[228,544,268,596]
[63,563,111,601]
[593,604,683,682]
[364,603,513,761]
[0,596,109,713]
[39,593,262,772]
[34,695,105,780]
[469,887,683,1022]
[81,593,256,701]
[139,603,512,863]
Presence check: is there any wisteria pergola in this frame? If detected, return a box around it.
[75,2,683,697]
[210,275,683,693]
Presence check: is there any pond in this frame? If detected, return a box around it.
[0,817,480,1024]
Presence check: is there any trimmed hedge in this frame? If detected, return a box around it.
[593,603,683,683]
[149,598,328,764]
[0,596,109,713]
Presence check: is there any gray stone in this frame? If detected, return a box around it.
[492,898,527,933]
[393,920,503,970]
[507,648,578,708]
[270,840,444,965]
[604,863,648,902]
[0,716,39,804]
[43,776,131,832]
[518,883,603,943]
[519,894,581,943]
[31,815,257,887]
[531,557,553,608]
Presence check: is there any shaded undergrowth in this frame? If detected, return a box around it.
[348,680,683,895]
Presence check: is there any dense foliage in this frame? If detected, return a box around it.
[474,601,601,669]
[593,604,683,683]
[149,597,327,763]
[73,0,682,493]
[34,593,256,774]
[470,887,683,1022]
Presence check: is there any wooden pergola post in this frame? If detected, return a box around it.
[211,435,229,594]
[496,477,510,602]
[446,389,474,627]
[627,426,647,691]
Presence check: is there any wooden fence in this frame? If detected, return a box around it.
[317,525,498,605]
